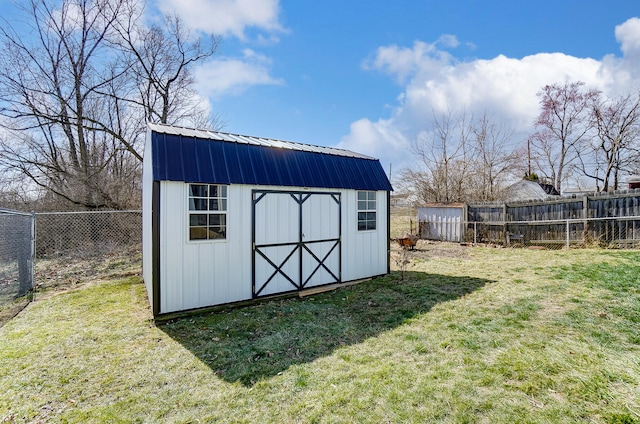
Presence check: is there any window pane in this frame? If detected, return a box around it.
[189,184,207,197]
[358,221,367,231]
[367,200,376,210]
[358,212,367,221]
[208,227,226,239]
[190,227,208,240]
[367,221,376,230]
[358,200,367,211]
[366,212,376,221]
[209,185,219,197]
[190,214,208,226]
[368,191,376,201]
[357,191,366,201]
[210,214,227,226]
[189,198,207,211]
[208,199,228,211]
[221,186,227,197]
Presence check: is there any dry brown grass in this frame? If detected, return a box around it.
[34,244,142,298]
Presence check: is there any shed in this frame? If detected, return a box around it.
[142,123,393,316]
[417,203,465,242]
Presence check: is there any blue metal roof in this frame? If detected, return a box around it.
[148,124,393,191]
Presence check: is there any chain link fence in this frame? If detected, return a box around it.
[1,209,143,322]
[35,210,142,258]
[0,209,35,322]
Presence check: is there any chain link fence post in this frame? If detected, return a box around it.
[0,208,35,319]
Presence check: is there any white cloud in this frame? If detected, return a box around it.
[339,118,410,166]
[609,17,640,87]
[337,117,411,185]
[156,0,283,39]
[616,17,640,57]
[195,49,283,98]
[401,53,604,132]
[154,0,285,100]
[362,36,458,84]
[342,17,640,172]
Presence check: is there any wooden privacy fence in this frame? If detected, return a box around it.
[467,216,640,248]
[418,189,640,248]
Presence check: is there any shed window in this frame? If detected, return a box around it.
[188,184,227,240]
[357,191,376,231]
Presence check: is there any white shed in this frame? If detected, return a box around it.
[417,203,465,242]
[142,123,393,316]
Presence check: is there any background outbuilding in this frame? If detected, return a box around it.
[417,203,465,242]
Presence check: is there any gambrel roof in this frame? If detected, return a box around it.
[147,123,393,191]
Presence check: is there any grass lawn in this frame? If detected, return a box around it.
[1,245,639,423]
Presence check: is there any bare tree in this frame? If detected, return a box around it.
[582,92,640,191]
[406,110,472,203]
[109,2,221,128]
[0,0,220,209]
[530,81,600,194]
[0,0,133,208]
[468,113,520,201]
[404,110,520,204]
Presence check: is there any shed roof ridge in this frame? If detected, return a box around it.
[147,122,374,160]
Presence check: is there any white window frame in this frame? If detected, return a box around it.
[357,191,377,231]
[187,184,228,241]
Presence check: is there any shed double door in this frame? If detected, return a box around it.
[252,190,341,298]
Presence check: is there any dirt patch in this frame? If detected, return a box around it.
[34,244,142,297]
[391,239,473,260]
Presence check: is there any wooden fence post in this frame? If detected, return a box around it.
[583,195,589,244]
[503,203,508,245]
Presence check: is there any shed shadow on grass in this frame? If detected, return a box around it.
[159,271,491,386]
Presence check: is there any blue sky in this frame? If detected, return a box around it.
[6,0,640,178]
[161,0,640,176]
[215,0,635,142]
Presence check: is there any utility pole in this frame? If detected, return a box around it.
[527,137,532,177]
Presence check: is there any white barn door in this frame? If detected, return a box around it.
[252,190,341,298]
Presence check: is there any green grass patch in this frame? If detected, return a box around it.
[160,272,488,386]
[1,247,639,423]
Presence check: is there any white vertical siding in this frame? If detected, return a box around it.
[159,182,253,314]
[254,191,299,245]
[157,183,388,314]
[341,190,388,281]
